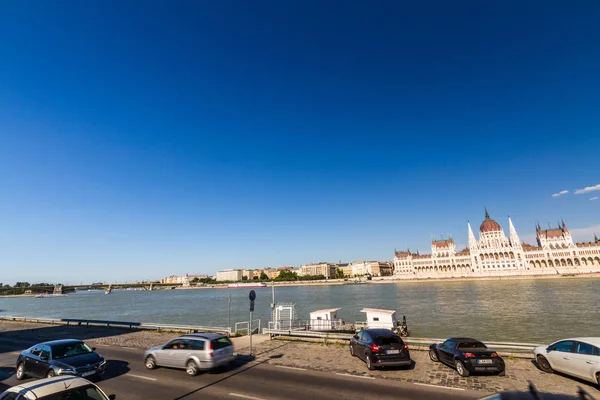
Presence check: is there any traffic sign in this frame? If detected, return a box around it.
[249,290,256,301]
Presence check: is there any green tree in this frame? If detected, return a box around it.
[276,270,298,281]
[335,268,345,279]
[14,282,30,288]
[260,272,269,280]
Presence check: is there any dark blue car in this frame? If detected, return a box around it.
[15,339,106,380]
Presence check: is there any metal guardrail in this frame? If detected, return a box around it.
[263,329,542,353]
[0,316,232,335]
[234,319,261,335]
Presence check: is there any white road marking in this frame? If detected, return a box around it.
[335,372,376,380]
[413,383,465,391]
[127,373,157,381]
[229,393,268,400]
[275,365,307,371]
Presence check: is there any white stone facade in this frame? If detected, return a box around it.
[394,210,600,279]
[216,269,244,282]
[298,263,337,278]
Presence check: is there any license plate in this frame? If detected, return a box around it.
[81,371,96,377]
[477,359,493,364]
[386,350,400,354]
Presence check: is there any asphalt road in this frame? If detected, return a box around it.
[0,338,482,400]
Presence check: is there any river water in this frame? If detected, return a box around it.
[1,278,598,343]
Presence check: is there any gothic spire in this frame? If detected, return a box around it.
[508,216,521,247]
[484,207,490,219]
[467,221,477,249]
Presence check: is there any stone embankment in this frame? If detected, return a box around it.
[0,321,598,397]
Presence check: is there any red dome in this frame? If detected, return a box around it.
[480,208,502,232]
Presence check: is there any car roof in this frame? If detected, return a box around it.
[448,337,481,343]
[8,376,92,396]
[558,337,600,347]
[179,333,227,340]
[32,339,84,347]
[364,329,397,336]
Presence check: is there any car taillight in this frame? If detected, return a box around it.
[491,352,498,357]
[404,344,409,351]
[371,343,379,353]
[209,341,214,357]
[464,352,475,358]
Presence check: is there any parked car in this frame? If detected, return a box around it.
[144,333,235,376]
[0,376,115,400]
[349,328,411,370]
[15,339,106,380]
[533,337,600,386]
[429,337,505,377]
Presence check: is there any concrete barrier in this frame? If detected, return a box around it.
[0,315,232,335]
[263,329,541,356]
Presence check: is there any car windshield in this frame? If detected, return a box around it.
[38,384,107,400]
[211,337,232,349]
[375,336,402,346]
[457,341,487,349]
[51,342,93,359]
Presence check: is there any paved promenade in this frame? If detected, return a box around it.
[0,321,598,398]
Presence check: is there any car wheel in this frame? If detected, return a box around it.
[145,355,157,370]
[429,349,438,362]
[455,360,469,377]
[186,360,198,376]
[350,345,355,357]
[15,363,26,380]
[365,354,375,371]
[596,372,599,387]
[536,355,553,373]
[46,369,55,378]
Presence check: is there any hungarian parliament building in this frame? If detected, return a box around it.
[393,209,600,279]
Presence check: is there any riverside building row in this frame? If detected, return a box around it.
[394,209,600,279]
[214,261,394,282]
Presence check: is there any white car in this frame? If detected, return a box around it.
[533,337,600,386]
[0,376,115,400]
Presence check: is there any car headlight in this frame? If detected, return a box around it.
[99,360,106,367]
[58,368,76,375]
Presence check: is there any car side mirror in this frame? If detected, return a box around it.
[92,347,97,351]
[108,395,116,400]
[40,355,49,361]
[546,346,552,352]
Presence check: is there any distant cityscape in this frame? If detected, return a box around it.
[160,210,600,286]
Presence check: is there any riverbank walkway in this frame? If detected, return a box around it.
[0,321,598,397]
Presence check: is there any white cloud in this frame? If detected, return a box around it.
[552,190,569,198]
[590,197,599,201]
[574,184,600,195]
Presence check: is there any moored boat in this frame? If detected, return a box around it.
[227,282,267,289]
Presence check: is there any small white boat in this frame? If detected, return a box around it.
[105,284,112,294]
[228,282,267,289]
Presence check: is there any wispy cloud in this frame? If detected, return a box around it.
[590,197,599,201]
[551,190,569,198]
[574,184,600,195]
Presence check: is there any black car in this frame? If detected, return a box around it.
[429,337,505,377]
[15,339,106,380]
[350,328,411,370]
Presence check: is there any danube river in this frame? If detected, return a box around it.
[1,278,598,342]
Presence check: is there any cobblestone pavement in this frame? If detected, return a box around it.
[1,322,598,397]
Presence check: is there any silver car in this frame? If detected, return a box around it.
[144,333,235,376]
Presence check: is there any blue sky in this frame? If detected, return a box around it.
[1,1,599,284]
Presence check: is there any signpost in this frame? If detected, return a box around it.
[249,290,256,355]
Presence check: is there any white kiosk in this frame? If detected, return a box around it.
[309,308,342,331]
[360,308,398,330]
